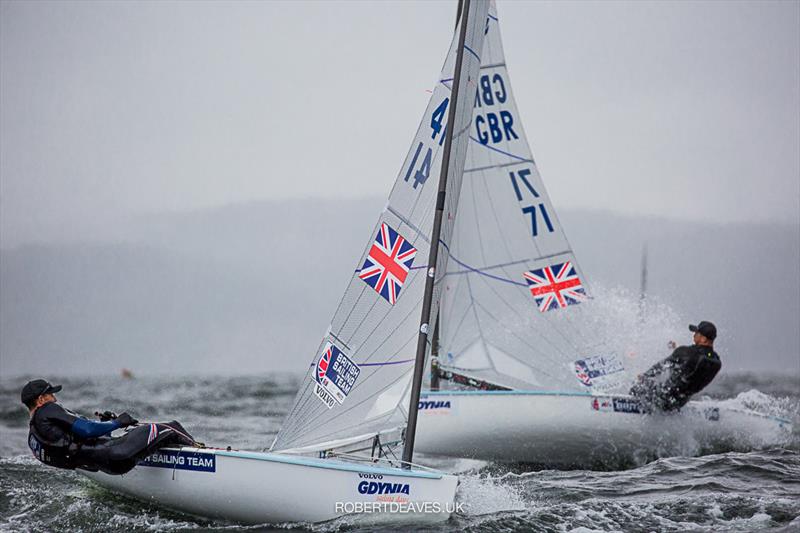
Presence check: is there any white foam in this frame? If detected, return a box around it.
[456,472,526,516]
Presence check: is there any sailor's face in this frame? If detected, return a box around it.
[693,331,711,345]
[37,393,55,407]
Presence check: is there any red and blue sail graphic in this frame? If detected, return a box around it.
[313,342,360,409]
[358,222,417,305]
[523,261,586,312]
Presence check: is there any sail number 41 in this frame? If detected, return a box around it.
[404,98,449,189]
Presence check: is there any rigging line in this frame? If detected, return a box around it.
[439,271,470,345]
[393,212,428,245]
[473,266,572,361]
[307,358,414,369]
[468,136,531,162]
[445,292,476,354]
[471,300,562,381]
[469,175,490,268]
[441,241,527,286]
[488,13,498,22]
[445,252,572,276]
[327,331,351,352]
[463,44,480,61]
[453,120,472,141]
[480,163,516,262]
[385,206,430,246]
[443,334,484,364]
[464,160,527,174]
[360,359,415,367]
[354,264,428,274]
[465,272,496,371]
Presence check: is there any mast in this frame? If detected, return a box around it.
[430,0,461,395]
[454,0,464,29]
[402,0,472,467]
[430,316,440,391]
[638,243,648,323]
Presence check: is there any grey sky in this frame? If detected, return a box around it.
[1,0,799,247]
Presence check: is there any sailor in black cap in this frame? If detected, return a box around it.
[630,321,722,411]
[22,378,197,474]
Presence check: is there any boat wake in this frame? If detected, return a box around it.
[446,448,800,532]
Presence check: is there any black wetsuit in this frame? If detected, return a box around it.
[28,402,195,475]
[630,344,721,411]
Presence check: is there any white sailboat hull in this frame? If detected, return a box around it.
[83,448,458,525]
[415,391,792,468]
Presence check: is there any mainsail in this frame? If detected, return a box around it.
[272,0,491,453]
[437,1,613,392]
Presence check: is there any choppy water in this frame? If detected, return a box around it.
[1,373,798,532]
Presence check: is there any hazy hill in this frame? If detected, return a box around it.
[1,199,797,376]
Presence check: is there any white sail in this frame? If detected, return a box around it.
[438,1,611,392]
[272,0,491,452]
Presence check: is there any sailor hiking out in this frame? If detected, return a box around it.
[630,321,722,411]
[22,379,197,475]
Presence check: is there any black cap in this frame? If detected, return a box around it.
[20,379,62,405]
[689,321,717,341]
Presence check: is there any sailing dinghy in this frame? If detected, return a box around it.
[414,1,792,469]
[84,0,491,523]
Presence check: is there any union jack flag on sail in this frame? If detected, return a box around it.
[523,261,587,312]
[359,222,417,305]
[317,346,331,381]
